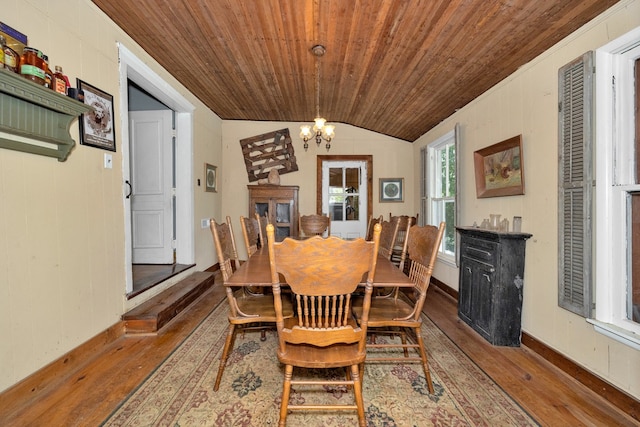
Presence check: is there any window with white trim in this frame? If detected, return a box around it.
[421,129,457,263]
[592,27,640,343]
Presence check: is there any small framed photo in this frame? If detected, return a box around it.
[379,178,404,203]
[77,79,116,152]
[205,163,217,192]
[473,135,525,198]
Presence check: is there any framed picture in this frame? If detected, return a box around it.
[77,79,116,152]
[473,135,525,198]
[205,163,217,192]
[379,178,404,202]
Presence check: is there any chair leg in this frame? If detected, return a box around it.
[213,323,236,391]
[351,364,366,427]
[400,329,409,357]
[279,364,293,427]
[415,326,434,394]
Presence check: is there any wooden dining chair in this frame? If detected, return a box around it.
[377,217,412,296]
[266,223,382,427]
[209,217,293,392]
[388,212,419,223]
[365,214,383,241]
[389,214,418,267]
[298,213,331,237]
[352,222,445,395]
[256,212,269,248]
[378,217,401,260]
[240,215,261,257]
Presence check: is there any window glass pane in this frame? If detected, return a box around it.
[255,202,268,217]
[329,195,343,221]
[635,58,640,183]
[633,59,640,322]
[447,143,456,198]
[444,200,455,254]
[275,203,290,223]
[439,148,447,197]
[346,195,359,220]
[345,168,359,194]
[631,192,640,323]
[329,168,343,193]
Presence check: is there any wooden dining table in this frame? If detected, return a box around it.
[225,246,413,289]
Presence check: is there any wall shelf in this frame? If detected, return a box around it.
[0,70,91,161]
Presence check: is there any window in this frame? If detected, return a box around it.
[422,127,458,262]
[591,27,640,346]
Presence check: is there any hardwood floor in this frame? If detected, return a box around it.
[1,275,637,426]
[129,263,194,298]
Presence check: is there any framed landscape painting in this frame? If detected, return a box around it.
[473,135,524,198]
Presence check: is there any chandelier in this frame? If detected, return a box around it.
[300,44,335,151]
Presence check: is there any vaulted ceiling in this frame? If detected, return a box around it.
[92,0,618,142]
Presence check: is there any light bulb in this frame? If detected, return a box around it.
[313,117,326,132]
[322,124,335,140]
[300,125,312,140]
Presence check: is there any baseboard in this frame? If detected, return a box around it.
[521,333,639,420]
[0,320,125,414]
[429,277,639,419]
[0,265,223,412]
[205,263,220,273]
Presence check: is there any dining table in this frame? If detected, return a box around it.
[225,245,413,289]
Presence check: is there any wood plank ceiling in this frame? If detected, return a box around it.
[92,0,619,142]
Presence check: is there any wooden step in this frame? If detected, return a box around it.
[123,271,216,334]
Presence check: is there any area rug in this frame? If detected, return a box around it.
[102,301,538,426]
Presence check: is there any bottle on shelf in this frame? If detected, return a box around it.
[20,47,46,85]
[43,54,52,89]
[53,65,70,95]
[3,40,20,73]
[0,35,5,69]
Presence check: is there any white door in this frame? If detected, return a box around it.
[322,161,368,239]
[129,110,174,263]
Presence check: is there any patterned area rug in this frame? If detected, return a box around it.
[103,301,538,426]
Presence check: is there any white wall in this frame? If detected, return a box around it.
[0,0,222,392]
[414,0,640,399]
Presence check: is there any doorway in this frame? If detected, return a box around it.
[119,44,196,297]
[317,155,373,238]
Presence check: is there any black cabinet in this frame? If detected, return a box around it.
[456,227,532,346]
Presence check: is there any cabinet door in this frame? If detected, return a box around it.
[458,257,474,323]
[459,256,494,341]
[471,260,495,339]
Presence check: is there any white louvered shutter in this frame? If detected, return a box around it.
[557,52,594,317]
